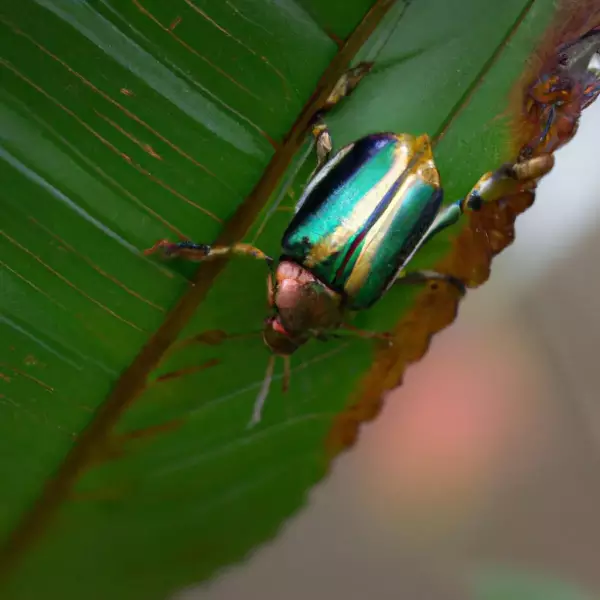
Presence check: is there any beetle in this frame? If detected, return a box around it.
[146,68,555,427]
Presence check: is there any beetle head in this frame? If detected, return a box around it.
[263,278,333,355]
[262,315,307,356]
[263,261,342,355]
[270,267,341,325]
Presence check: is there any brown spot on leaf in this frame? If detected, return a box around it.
[153,358,220,383]
[194,330,230,345]
[85,419,184,467]
[115,419,184,442]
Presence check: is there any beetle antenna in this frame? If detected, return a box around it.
[282,356,291,393]
[248,354,276,429]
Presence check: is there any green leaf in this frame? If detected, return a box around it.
[0,0,593,598]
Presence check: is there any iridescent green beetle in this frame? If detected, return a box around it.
[146,67,554,426]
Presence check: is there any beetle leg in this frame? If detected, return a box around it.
[387,200,463,271]
[395,270,466,296]
[321,62,374,113]
[308,62,373,175]
[144,239,274,268]
[463,153,555,211]
[310,121,333,176]
[390,155,551,290]
[419,201,463,247]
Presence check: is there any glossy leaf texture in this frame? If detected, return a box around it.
[0,0,597,598]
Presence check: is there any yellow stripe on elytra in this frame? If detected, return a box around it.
[304,134,437,269]
[344,135,440,296]
[344,173,420,296]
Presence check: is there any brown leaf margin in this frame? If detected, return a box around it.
[326,0,600,456]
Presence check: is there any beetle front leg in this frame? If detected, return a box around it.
[144,239,273,268]
[310,121,333,176]
[462,153,555,211]
[308,62,373,176]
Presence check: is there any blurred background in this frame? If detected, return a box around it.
[180,102,600,600]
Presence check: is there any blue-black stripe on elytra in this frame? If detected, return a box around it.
[347,184,443,310]
[387,185,443,271]
[331,150,424,289]
[283,133,396,245]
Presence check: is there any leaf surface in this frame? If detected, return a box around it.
[0,0,595,598]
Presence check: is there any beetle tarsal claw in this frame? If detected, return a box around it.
[143,239,172,256]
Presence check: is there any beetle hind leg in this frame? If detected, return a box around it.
[309,120,333,176]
